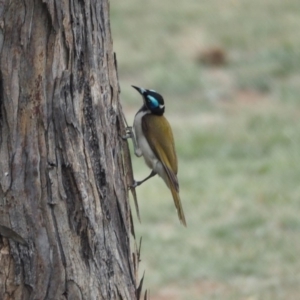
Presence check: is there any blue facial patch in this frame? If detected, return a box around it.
[147,95,159,109]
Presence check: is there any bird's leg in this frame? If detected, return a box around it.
[122,127,142,157]
[131,170,157,188]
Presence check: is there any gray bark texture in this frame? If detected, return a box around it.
[0,0,139,299]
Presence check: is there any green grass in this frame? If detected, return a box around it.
[111,1,300,299]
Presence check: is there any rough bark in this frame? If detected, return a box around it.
[0,0,137,299]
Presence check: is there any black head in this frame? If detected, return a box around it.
[132,85,165,116]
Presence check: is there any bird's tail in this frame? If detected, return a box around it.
[169,183,187,227]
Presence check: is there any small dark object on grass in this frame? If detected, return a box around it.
[197,46,227,66]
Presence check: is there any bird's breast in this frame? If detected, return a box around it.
[133,111,158,169]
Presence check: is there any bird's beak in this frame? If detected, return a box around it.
[131,85,146,95]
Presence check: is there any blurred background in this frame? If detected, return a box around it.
[111,1,300,299]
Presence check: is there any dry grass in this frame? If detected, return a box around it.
[111,1,300,299]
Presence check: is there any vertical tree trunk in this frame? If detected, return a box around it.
[0,0,137,299]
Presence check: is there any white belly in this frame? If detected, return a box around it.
[133,111,165,178]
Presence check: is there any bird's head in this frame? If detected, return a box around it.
[132,85,165,116]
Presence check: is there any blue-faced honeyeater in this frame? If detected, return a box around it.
[125,85,187,226]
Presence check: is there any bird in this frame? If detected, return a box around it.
[125,85,187,226]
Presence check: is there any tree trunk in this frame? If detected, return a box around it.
[0,0,138,299]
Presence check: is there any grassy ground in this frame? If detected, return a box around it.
[111,1,300,299]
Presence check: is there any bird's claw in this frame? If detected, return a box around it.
[131,180,139,188]
[122,127,133,140]
[128,180,140,190]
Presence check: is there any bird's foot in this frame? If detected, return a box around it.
[122,127,133,140]
[128,180,141,190]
